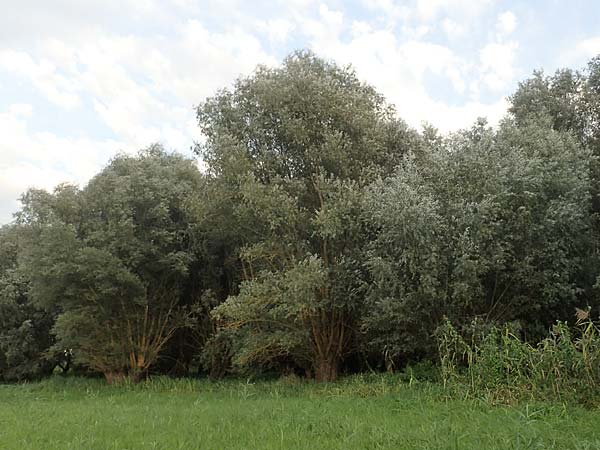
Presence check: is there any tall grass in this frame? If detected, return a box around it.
[437,311,600,405]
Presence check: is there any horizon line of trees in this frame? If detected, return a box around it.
[2,50,600,383]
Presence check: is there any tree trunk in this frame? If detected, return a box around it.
[315,355,339,382]
[129,369,147,384]
[104,371,126,384]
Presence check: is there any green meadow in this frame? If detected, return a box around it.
[1,376,599,450]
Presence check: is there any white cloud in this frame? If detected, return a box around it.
[480,41,519,91]
[416,0,494,22]
[416,0,446,21]
[351,20,372,37]
[7,103,33,118]
[496,11,517,36]
[400,24,431,39]
[319,3,343,28]
[361,0,411,24]
[283,0,317,9]
[300,3,345,47]
[307,22,506,132]
[0,7,281,222]
[0,0,539,223]
[565,36,600,64]
[577,36,600,56]
[1,18,277,152]
[0,104,124,223]
[0,50,81,109]
[257,18,294,44]
[441,18,466,39]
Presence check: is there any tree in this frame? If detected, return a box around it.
[509,56,600,212]
[363,118,595,364]
[198,51,416,381]
[0,225,55,381]
[508,54,600,311]
[22,146,207,382]
[509,69,584,138]
[509,56,600,148]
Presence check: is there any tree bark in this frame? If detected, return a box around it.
[104,371,126,385]
[315,355,339,382]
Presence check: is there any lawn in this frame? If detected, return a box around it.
[0,375,599,449]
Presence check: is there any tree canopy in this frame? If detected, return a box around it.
[197,51,416,381]
[2,51,600,383]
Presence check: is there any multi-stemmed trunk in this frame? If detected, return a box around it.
[310,303,347,382]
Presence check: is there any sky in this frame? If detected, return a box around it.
[1,0,599,224]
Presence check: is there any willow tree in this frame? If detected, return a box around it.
[197,51,415,381]
[363,118,595,363]
[509,55,600,213]
[0,224,55,381]
[21,146,205,382]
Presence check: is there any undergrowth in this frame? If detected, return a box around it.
[437,309,600,406]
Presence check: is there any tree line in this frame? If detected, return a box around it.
[2,50,600,383]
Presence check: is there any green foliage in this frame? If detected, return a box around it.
[509,57,600,213]
[0,225,55,381]
[362,117,595,364]
[510,69,585,137]
[510,58,600,149]
[19,146,210,381]
[437,311,600,405]
[5,51,600,390]
[213,256,326,373]
[198,50,414,181]
[198,50,416,381]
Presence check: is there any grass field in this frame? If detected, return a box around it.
[1,375,599,449]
